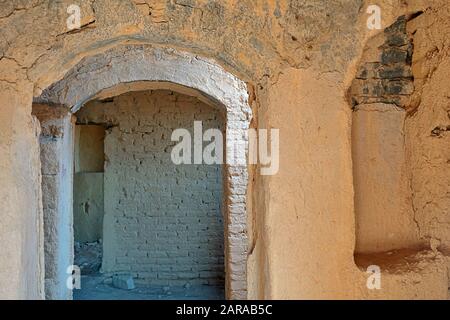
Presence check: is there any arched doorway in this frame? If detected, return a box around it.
[34,45,252,300]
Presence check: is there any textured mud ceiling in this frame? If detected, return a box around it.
[0,0,449,299]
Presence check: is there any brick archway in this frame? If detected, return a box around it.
[35,44,252,299]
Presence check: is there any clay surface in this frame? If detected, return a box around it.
[0,0,448,300]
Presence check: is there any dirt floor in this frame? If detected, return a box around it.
[74,241,224,300]
[74,275,224,300]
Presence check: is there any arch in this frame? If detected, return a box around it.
[35,44,252,300]
[36,45,251,120]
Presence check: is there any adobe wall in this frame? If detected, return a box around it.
[405,3,450,252]
[404,4,450,277]
[0,83,44,299]
[32,104,75,300]
[349,16,422,253]
[0,0,448,299]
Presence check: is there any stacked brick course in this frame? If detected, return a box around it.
[351,16,414,109]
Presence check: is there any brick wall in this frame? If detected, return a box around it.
[350,16,414,109]
[76,90,225,286]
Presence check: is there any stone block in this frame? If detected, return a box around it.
[112,274,135,290]
[381,48,408,64]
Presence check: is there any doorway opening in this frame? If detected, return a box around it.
[73,89,225,300]
[34,45,252,300]
[73,124,105,279]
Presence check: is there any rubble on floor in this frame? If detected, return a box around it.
[74,275,224,300]
[74,240,102,275]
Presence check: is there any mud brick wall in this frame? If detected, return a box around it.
[76,90,225,286]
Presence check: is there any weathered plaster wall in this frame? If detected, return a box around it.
[252,66,448,300]
[253,68,358,299]
[349,15,424,254]
[352,103,421,253]
[32,104,75,300]
[0,0,449,299]
[405,4,450,259]
[77,90,225,287]
[0,83,44,299]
